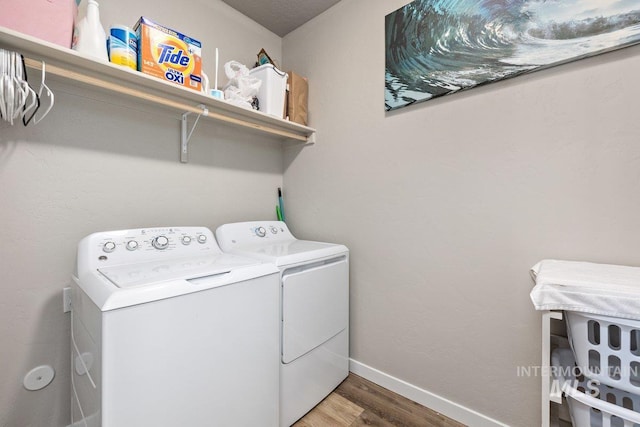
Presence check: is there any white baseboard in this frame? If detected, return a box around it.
[349,358,509,427]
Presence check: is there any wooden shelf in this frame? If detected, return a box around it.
[0,26,316,161]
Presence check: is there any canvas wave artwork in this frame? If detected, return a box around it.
[385,0,640,111]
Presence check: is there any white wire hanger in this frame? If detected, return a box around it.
[32,61,54,125]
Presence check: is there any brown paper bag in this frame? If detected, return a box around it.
[287,71,308,126]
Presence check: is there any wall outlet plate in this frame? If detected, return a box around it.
[63,287,71,313]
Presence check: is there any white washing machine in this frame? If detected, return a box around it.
[71,226,280,427]
[215,221,349,427]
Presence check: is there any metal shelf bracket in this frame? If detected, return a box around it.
[181,104,209,163]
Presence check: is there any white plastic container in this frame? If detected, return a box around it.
[566,311,640,395]
[73,0,108,61]
[552,348,640,427]
[249,64,288,118]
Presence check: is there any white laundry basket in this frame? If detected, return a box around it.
[552,348,640,427]
[566,311,640,395]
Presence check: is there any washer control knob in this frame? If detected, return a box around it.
[270,226,278,234]
[255,227,267,237]
[197,234,207,244]
[182,236,192,245]
[152,236,170,250]
[103,241,116,253]
[125,240,139,251]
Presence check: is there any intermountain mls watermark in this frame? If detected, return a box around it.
[516,364,640,397]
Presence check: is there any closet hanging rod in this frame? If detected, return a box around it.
[22,58,308,142]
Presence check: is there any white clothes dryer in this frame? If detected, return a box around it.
[215,221,349,427]
[71,226,280,427]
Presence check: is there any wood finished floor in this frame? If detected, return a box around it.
[294,374,467,427]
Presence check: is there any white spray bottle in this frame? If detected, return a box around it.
[72,0,108,61]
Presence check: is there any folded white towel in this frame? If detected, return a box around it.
[530,259,640,320]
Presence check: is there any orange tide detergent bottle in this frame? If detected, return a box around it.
[134,17,202,91]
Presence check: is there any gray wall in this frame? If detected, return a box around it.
[4,0,640,425]
[282,0,640,425]
[0,1,282,426]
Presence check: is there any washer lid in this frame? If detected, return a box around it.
[97,254,257,288]
[76,253,279,311]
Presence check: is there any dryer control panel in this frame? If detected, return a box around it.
[215,221,295,250]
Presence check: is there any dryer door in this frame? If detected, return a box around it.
[282,256,348,364]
